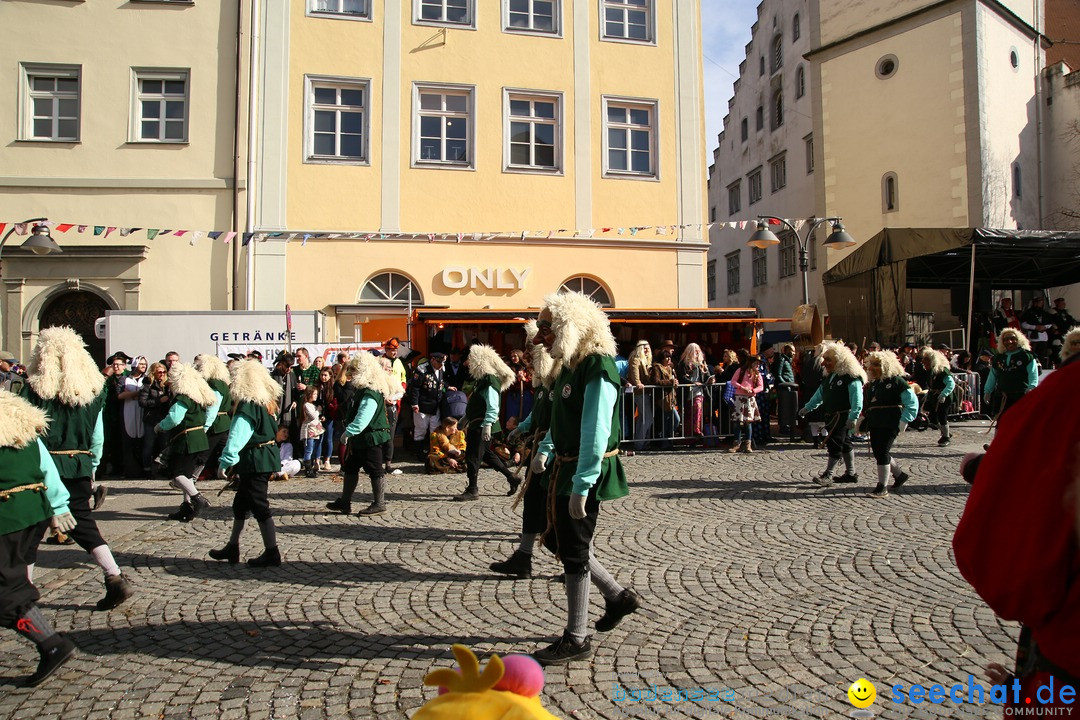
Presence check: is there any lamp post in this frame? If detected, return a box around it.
[0,218,63,273]
[746,215,856,306]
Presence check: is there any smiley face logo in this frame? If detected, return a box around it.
[848,678,876,709]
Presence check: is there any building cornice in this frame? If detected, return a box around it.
[257,232,709,253]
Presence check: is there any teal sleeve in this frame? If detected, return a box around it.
[484,385,500,426]
[940,372,955,399]
[218,415,254,469]
[803,385,823,412]
[571,378,617,496]
[846,380,863,422]
[538,429,553,459]
[900,386,919,422]
[517,409,534,434]
[90,408,103,471]
[1027,358,1039,388]
[344,396,378,436]
[985,366,997,395]
[158,401,188,431]
[39,439,71,516]
[204,390,223,432]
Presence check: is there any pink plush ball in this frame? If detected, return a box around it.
[493,654,545,697]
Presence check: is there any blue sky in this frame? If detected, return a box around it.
[702,1,760,166]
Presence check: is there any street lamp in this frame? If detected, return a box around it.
[0,218,63,273]
[746,216,856,305]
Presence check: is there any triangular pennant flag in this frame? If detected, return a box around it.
[629,227,638,236]
[147,229,160,240]
[601,227,611,233]
[706,223,715,231]
[241,232,254,246]
[173,230,187,237]
[767,217,782,226]
[159,229,172,235]
[456,233,465,243]
[794,219,806,231]
[119,228,132,237]
[14,223,28,236]
[222,231,236,244]
[104,227,117,238]
[656,226,667,235]
[208,231,222,240]
[302,234,312,246]
[427,233,435,242]
[130,228,142,234]
[55,223,74,233]
[0,223,6,237]
[77,225,87,233]
[190,231,204,246]
[93,226,105,236]
[738,221,747,230]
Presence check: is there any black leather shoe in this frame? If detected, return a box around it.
[92,485,108,511]
[167,502,194,522]
[506,477,521,496]
[209,543,240,564]
[596,589,643,632]
[326,498,351,513]
[96,575,134,611]
[891,472,911,491]
[356,504,386,516]
[489,550,532,579]
[26,635,77,687]
[247,546,281,568]
[190,494,211,519]
[533,631,592,666]
[453,490,479,501]
[835,472,859,484]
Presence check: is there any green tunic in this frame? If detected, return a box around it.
[233,401,280,474]
[530,386,554,436]
[352,388,391,448]
[928,368,953,393]
[169,395,209,455]
[991,350,1036,395]
[207,378,232,435]
[821,374,860,416]
[548,355,628,500]
[0,441,53,535]
[863,378,909,431]
[22,386,106,480]
[464,374,502,433]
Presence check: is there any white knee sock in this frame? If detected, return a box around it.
[588,554,624,602]
[565,571,591,644]
[91,544,122,577]
[518,533,537,555]
[27,564,35,583]
[172,475,199,497]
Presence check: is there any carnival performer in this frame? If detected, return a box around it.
[1060,326,1080,363]
[155,361,216,522]
[529,292,641,665]
[455,344,519,501]
[859,352,918,498]
[21,327,133,610]
[0,389,79,686]
[798,342,866,485]
[326,352,394,516]
[192,353,232,479]
[983,327,1039,418]
[489,320,561,579]
[210,359,283,567]
[920,347,956,447]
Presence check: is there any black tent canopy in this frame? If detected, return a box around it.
[822,228,1080,345]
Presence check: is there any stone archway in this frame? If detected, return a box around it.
[39,291,111,366]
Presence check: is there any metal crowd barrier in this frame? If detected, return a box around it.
[619,383,741,450]
[949,370,984,419]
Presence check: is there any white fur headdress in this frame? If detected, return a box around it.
[0,389,49,449]
[524,320,561,390]
[822,341,867,383]
[194,354,231,384]
[467,344,516,391]
[348,351,396,398]
[997,327,1032,351]
[168,362,217,408]
[864,350,905,379]
[1062,326,1080,362]
[541,291,617,370]
[229,359,282,407]
[26,326,105,407]
[919,347,950,375]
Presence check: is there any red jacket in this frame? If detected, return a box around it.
[953,360,1080,677]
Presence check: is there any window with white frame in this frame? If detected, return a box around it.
[415,85,473,166]
[883,172,899,211]
[307,78,368,161]
[727,181,741,216]
[506,92,560,171]
[778,231,796,278]
[770,153,786,192]
[559,276,613,306]
[21,64,80,142]
[505,0,558,33]
[602,0,652,42]
[748,168,762,205]
[603,98,656,177]
[132,70,189,142]
[752,247,767,287]
[793,12,800,41]
[416,0,472,26]
[359,272,424,304]
[771,90,784,130]
[726,251,740,295]
[707,259,717,302]
[309,0,370,18]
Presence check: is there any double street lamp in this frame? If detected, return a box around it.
[746,215,856,305]
[0,218,63,273]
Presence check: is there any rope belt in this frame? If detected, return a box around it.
[255,439,276,448]
[169,426,204,445]
[511,429,545,511]
[49,449,92,456]
[539,448,621,554]
[867,405,903,411]
[0,483,47,501]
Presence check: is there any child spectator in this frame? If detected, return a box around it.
[428,416,466,473]
[299,387,323,478]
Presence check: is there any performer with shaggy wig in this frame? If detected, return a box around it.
[211,359,284,567]
[799,342,866,485]
[326,352,394,516]
[155,362,217,522]
[529,292,641,665]
[489,320,561,579]
[919,347,956,447]
[21,327,133,610]
[860,351,918,498]
[984,327,1039,418]
[1060,326,1080,364]
[192,353,233,479]
[455,344,519,501]
[0,389,79,686]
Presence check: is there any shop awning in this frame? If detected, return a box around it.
[414,307,764,324]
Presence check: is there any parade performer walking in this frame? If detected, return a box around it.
[455,344,519,501]
[155,361,216,522]
[210,359,284,567]
[193,354,232,479]
[326,352,394,516]
[1,389,79,685]
[21,327,133,610]
[860,351,918,498]
[528,292,641,665]
[983,327,1039,418]
[920,347,956,446]
[489,321,561,579]
[799,342,865,485]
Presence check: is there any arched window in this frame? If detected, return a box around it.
[1013,162,1022,197]
[358,271,423,304]
[559,276,613,307]
[793,12,800,41]
[772,90,784,130]
[740,117,748,141]
[772,35,783,73]
[795,65,806,99]
[882,172,898,212]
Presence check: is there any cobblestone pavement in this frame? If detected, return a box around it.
[1,424,1015,719]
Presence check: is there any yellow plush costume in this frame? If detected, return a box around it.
[415,645,562,720]
[428,429,467,473]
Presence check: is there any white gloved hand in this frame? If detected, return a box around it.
[530,452,549,475]
[217,466,229,480]
[154,423,165,434]
[898,420,908,434]
[50,512,76,533]
[569,494,587,520]
[798,407,809,418]
[481,424,492,442]
[845,418,856,431]
[506,427,522,444]
[341,431,354,444]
